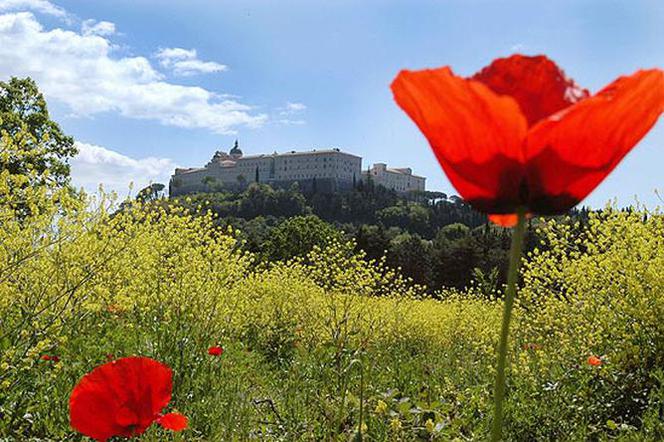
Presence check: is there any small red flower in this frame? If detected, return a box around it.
[156,412,188,431]
[588,355,602,367]
[391,55,664,226]
[41,355,60,362]
[208,345,223,357]
[69,356,187,441]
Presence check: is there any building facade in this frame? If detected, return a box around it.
[170,142,426,196]
[170,142,363,196]
[362,163,426,193]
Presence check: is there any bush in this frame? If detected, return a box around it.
[511,208,664,440]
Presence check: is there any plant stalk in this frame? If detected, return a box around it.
[491,209,527,441]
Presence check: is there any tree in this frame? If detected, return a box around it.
[354,224,390,260]
[263,215,342,261]
[365,167,374,190]
[0,77,76,188]
[386,233,432,287]
[136,183,166,203]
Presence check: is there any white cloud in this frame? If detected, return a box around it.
[0,0,66,18]
[81,19,115,37]
[276,101,306,125]
[277,119,305,126]
[0,12,266,134]
[285,102,307,113]
[71,141,176,194]
[155,47,227,76]
[510,43,527,52]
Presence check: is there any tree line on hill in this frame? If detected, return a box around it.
[160,182,554,294]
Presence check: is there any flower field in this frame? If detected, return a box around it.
[2,156,663,439]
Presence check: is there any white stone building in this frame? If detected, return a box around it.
[362,163,426,193]
[170,141,363,195]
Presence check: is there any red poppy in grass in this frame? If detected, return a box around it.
[69,356,187,441]
[391,54,664,226]
[156,411,188,430]
[41,355,60,362]
[588,355,602,367]
[208,345,223,356]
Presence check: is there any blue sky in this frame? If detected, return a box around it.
[1,0,662,207]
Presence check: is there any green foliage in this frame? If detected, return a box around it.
[135,183,166,203]
[262,215,343,261]
[377,201,431,237]
[172,183,310,221]
[0,77,76,189]
[507,209,664,439]
[168,185,519,292]
[386,233,432,287]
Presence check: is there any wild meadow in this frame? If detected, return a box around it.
[2,129,664,440]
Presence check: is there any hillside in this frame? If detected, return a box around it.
[163,183,571,293]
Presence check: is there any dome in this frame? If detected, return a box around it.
[229,140,243,159]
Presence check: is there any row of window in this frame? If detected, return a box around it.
[282,165,357,171]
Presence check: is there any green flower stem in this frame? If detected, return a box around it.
[491,209,527,441]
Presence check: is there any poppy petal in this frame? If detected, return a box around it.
[472,54,589,126]
[587,355,602,366]
[70,356,174,441]
[488,213,532,227]
[70,368,128,441]
[488,214,519,227]
[158,412,189,431]
[525,69,664,214]
[391,67,528,213]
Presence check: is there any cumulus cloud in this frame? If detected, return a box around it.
[71,141,176,195]
[155,47,227,76]
[81,19,115,36]
[0,0,66,18]
[0,11,266,134]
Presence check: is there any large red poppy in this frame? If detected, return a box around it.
[391,55,664,225]
[69,356,187,441]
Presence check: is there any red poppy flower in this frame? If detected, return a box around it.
[208,345,223,356]
[391,55,664,226]
[41,355,60,362]
[69,356,187,441]
[156,412,189,431]
[587,355,602,367]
